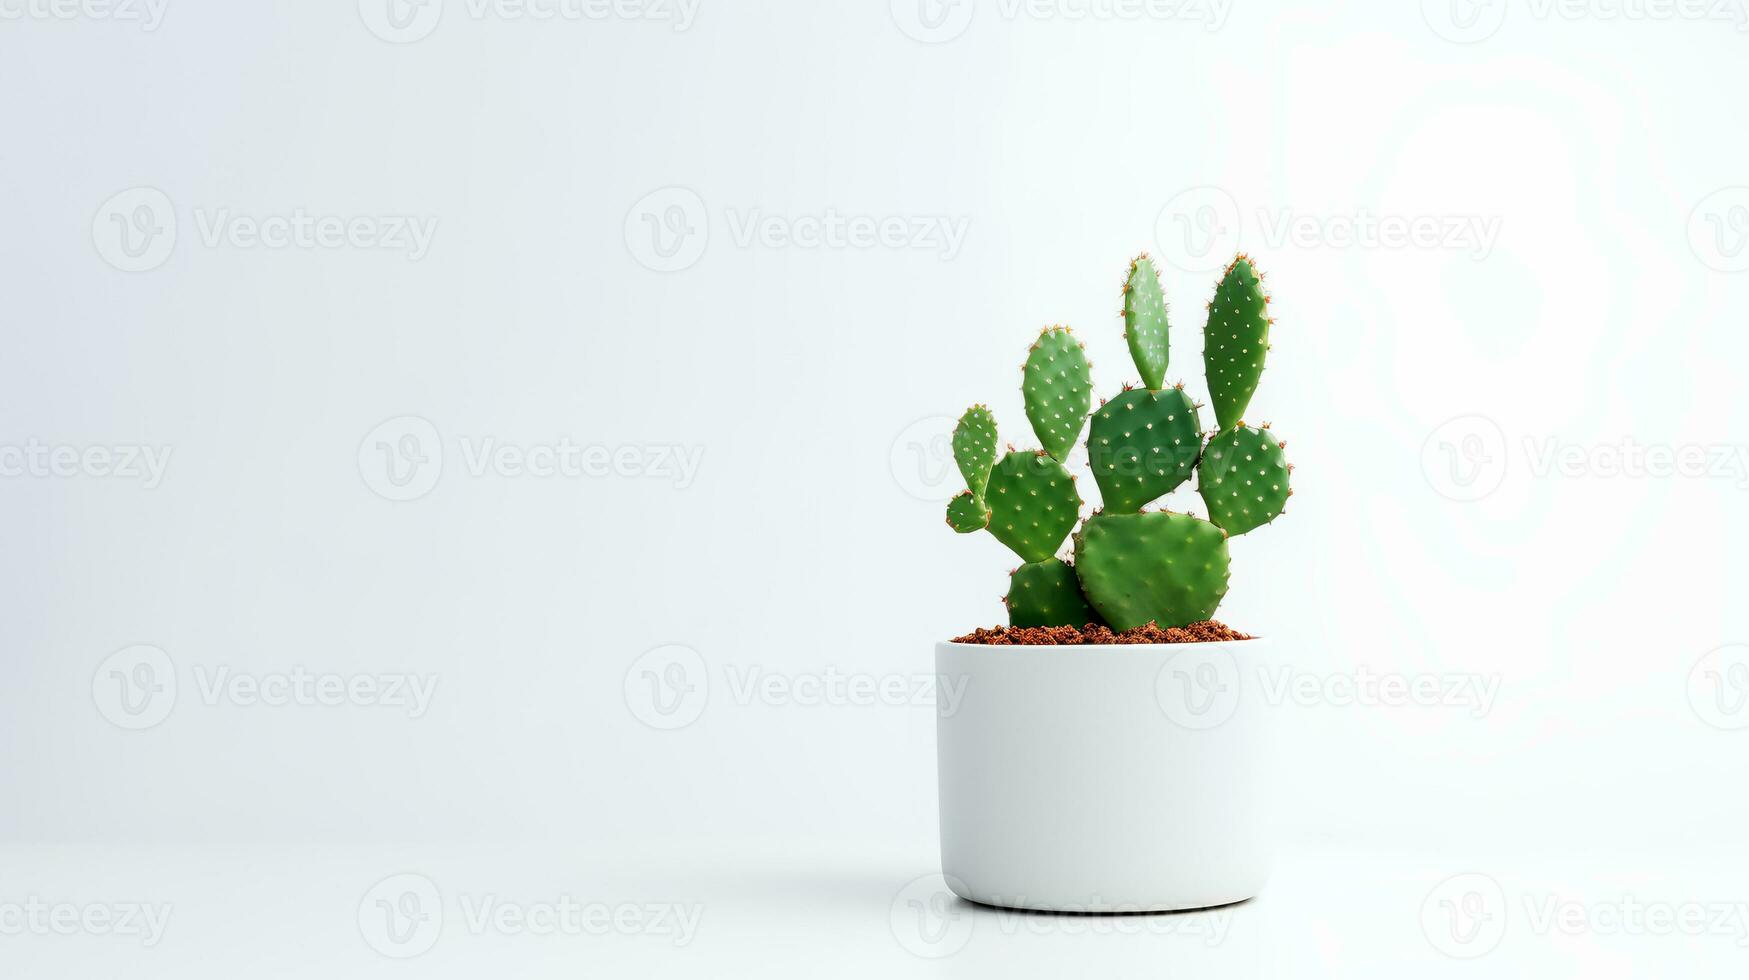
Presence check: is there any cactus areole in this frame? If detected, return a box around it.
[941,254,1289,631]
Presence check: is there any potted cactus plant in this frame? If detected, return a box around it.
[934,254,1288,913]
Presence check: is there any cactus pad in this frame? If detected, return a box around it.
[1197,424,1290,535]
[945,490,990,533]
[1204,256,1271,432]
[1072,511,1230,630]
[952,405,998,498]
[1022,327,1092,462]
[983,450,1082,563]
[1088,385,1204,515]
[1005,557,1100,627]
[1123,255,1170,390]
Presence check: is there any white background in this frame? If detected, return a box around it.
[3,0,1748,975]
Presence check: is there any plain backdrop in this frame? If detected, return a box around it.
[3,0,1747,975]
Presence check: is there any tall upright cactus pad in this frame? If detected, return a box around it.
[1021,327,1092,462]
[1073,511,1231,630]
[1203,256,1271,432]
[945,490,991,533]
[983,450,1082,564]
[1088,386,1203,515]
[952,405,998,498]
[1123,256,1170,391]
[1198,424,1291,535]
[1005,557,1100,628]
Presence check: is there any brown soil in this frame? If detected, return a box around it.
[951,621,1251,645]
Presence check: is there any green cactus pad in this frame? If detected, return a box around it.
[952,405,998,498]
[945,490,990,533]
[1072,511,1230,630]
[1197,425,1290,535]
[1203,256,1271,432]
[1005,557,1101,628]
[1088,385,1204,515]
[1022,327,1092,462]
[1123,255,1170,390]
[983,450,1082,563]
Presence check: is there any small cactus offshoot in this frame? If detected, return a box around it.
[941,253,1290,630]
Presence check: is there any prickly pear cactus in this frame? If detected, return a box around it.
[936,251,1291,633]
[1088,385,1202,515]
[1021,327,1092,462]
[1073,511,1230,631]
[1204,256,1271,433]
[1197,423,1290,535]
[1122,256,1170,391]
[1005,557,1099,628]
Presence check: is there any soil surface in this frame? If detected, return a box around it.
[951,621,1250,645]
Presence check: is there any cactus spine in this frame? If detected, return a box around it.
[941,253,1289,630]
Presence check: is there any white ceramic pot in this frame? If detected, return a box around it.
[935,638,1271,912]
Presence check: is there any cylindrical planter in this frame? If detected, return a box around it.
[935,638,1271,912]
